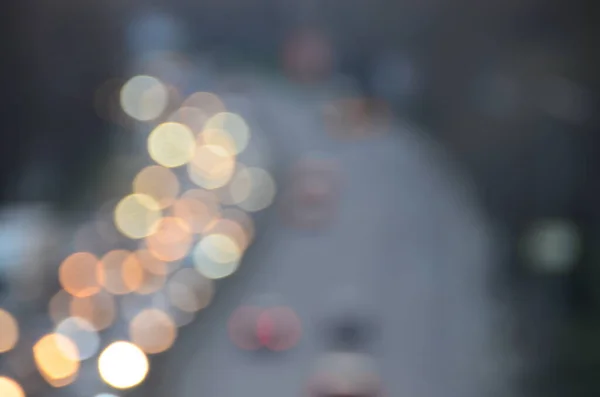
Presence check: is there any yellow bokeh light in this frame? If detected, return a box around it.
[114,194,162,239]
[98,250,144,295]
[133,165,180,209]
[70,291,116,331]
[120,75,168,121]
[204,112,250,154]
[33,334,80,387]
[236,167,276,212]
[59,252,102,298]
[0,376,25,397]
[148,122,195,168]
[145,217,193,262]
[129,309,177,354]
[201,234,241,264]
[98,341,149,389]
[0,309,19,353]
[193,234,241,279]
[187,145,235,190]
[182,91,225,116]
[167,268,214,313]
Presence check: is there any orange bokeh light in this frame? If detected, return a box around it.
[97,250,144,295]
[33,334,80,387]
[59,252,102,298]
[129,309,177,354]
[0,309,19,353]
[146,217,193,262]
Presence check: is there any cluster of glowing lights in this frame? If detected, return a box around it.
[0,309,19,353]
[28,84,277,395]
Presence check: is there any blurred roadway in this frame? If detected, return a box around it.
[129,76,511,397]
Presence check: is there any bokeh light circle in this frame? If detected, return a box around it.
[235,167,276,212]
[193,234,241,279]
[114,194,161,239]
[0,309,19,353]
[120,75,168,121]
[228,306,263,350]
[204,112,250,154]
[258,307,302,351]
[182,91,225,117]
[98,342,149,389]
[129,309,177,354]
[133,165,180,209]
[187,144,235,190]
[59,252,102,298]
[145,217,193,262]
[70,291,116,331]
[0,377,25,397]
[33,333,80,387]
[148,122,195,168]
[98,250,144,295]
